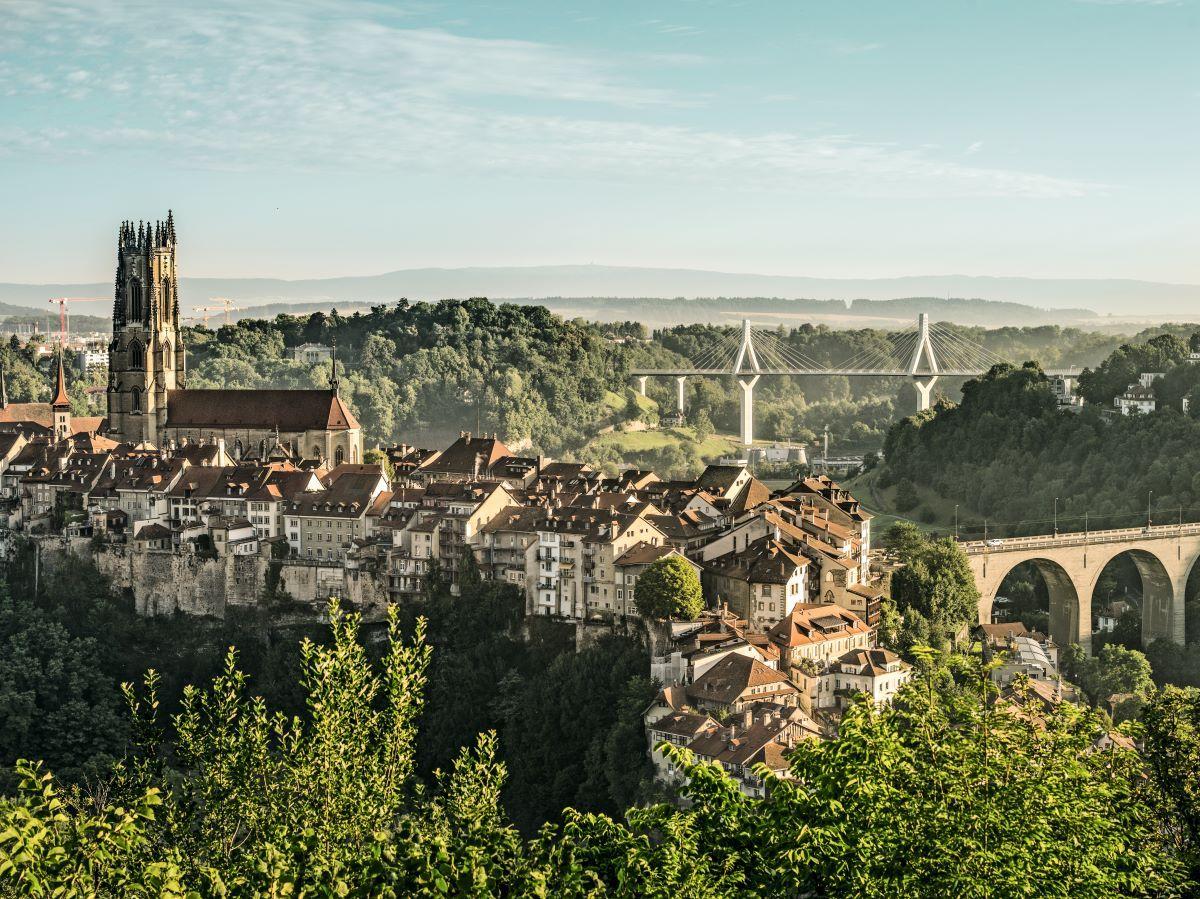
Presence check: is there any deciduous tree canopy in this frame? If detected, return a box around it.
[634,555,704,620]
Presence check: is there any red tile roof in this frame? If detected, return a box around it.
[422,434,512,476]
[686,653,797,707]
[165,389,359,431]
[768,603,871,649]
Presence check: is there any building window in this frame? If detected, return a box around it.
[130,388,141,413]
[129,341,143,369]
[129,279,142,320]
[163,342,171,368]
[335,446,345,466]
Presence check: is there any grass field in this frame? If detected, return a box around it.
[600,389,657,414]
[588,425,740,461]
[844,468,958,537]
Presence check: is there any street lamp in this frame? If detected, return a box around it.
[954,504,959,541]
[1148,490,1154,531]
[1053,496,1058,537]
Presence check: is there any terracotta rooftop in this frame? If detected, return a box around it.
[768,603,871,649]
[614,541,681,567]
[165,389,359,431]
[422,433,512,475]
[686,653,797,707]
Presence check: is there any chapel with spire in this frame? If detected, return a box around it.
[105,213,363,464]
[0,352,103,440]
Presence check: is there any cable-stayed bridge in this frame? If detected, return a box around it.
[631,314,1076,446]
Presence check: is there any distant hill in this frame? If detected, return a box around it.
[3,263,1199,325]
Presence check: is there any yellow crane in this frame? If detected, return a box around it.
[190,298,242,328]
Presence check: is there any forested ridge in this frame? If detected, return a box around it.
[3,300,1194,477]
[880,329,1200,538]
[178,301,1197,460]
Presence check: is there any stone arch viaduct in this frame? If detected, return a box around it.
[963,523,1200,653]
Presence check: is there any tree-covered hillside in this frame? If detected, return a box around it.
[880,327,1200,537]
[183,299,630,455]
[7,301,1196,476]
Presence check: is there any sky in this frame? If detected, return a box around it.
[0,0,1197,284]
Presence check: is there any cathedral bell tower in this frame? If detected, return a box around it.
[107,212,184,445]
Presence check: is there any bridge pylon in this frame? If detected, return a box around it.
[908,312,940,411]
[738,375,759,447]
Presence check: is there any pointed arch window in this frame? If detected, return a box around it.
[130,387,141,413]
[335,446,345,466]
[162,342,171,369]
[129,279,143,321]
[129,341,144,369]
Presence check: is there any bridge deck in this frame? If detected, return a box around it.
[960,522,1200,555]
[630,368,1078,377]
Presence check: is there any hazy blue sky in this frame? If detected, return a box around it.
[1,0,1197,283]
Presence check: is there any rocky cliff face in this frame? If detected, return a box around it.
[34,536,389,621]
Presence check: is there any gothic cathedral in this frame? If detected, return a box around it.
[107,213,185,445]
[104,213,363,463]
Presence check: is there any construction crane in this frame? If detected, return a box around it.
[47,297,104,346]
[191,297,242,328]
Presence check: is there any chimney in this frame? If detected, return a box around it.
[741,708,753,729]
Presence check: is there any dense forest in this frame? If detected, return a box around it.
[880,331,1200,537]
[0,544,655,832]
[3,582,1200,895]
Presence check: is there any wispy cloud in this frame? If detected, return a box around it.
[965,141,984,155]
[643,19,704,36]
[830,41,884,55]
[0,0,1100,199]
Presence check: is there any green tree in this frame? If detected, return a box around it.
[889,535,980,642]
[690,407,714,443]
[457,549,483,590]
[363,447,396,484]
[1142,685,1200,880]
[881,521,925,560]
[623,388,642,423]
[0,588,126,790]
[633,556,703,620]
[0,617,1191,896]
[893,479,919,513]
[1064,643,1154,709]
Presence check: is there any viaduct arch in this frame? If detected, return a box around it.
[963,524,1200,653]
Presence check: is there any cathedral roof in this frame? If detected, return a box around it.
[165,389,360,432]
